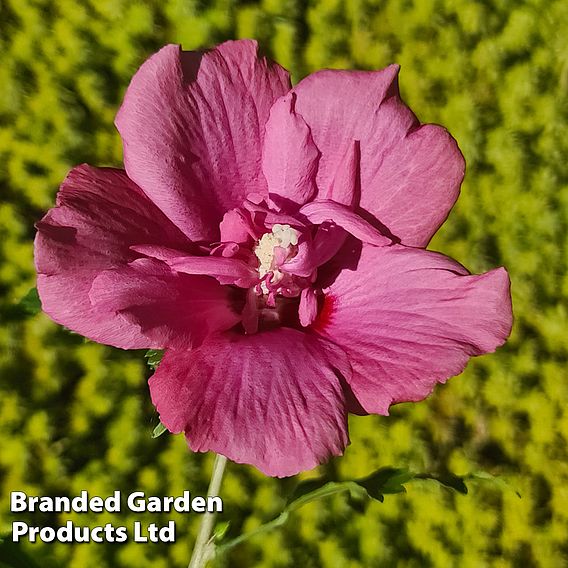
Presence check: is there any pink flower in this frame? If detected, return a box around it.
[34,40,513,477]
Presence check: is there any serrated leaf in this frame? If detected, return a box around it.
[217,466,522,558]
[356,467,414,501]
[217,467,520,555]
[16,287,41,316]
[145,349,164,370]
[152,421,167,438]
[286,468,415,513]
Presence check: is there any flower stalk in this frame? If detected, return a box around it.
[188,454,227,568]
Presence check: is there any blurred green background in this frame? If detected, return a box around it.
[1,0,567,566]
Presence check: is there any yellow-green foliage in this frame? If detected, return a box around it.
[0,0,567,566]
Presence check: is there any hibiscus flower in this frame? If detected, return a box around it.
[34,40,512,477]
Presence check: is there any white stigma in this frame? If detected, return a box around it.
[271,223,299,248]
[254,224,300,285]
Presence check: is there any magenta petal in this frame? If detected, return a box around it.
[361,124,465,247]
[130,244,189,262]
[284,223,346,277]
[116,41,291,240]
[323,140,360,207]
[150,329,350,477]
[281,240,317,277]
[263,93,319,209]
[300,200,391,246]
[219,209,256,244]
[292,66,411,192]
[166,256,258,288]
[132,243,258,287]
[299,288,318,327]
[34,165,192,349]
[293,68,464,246]
[309,223,348,267]
[315,245,513,414]
[90,258,240,349]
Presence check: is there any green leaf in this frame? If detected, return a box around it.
[152,421,167,438]
[356,467,415,501]
[285,477,330,505]
[414,472,469,495]
[434,473,469,494]
[16,287,41,316]
[145,349,163,370]
[213,521,231,542]
[0,538,41,568]
[286,480,366,513]
[216,466,519,558]
[467,471,522,498]
[216,511,290,556]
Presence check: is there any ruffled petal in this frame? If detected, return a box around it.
[131,244,258,287]
[284,223,347,278]
[300,200,392,246]
[292,68,464,247]
[361,124,465,247]
[150,328,350,477]
[263,93,319,209]
[89,258,240,350]
[116,40,291,241]
[314,245,513,414]
[34,165,193,349]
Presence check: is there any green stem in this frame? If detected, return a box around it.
[217,511,290,553]
[188,454,227,568]
[217,482,363,555]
